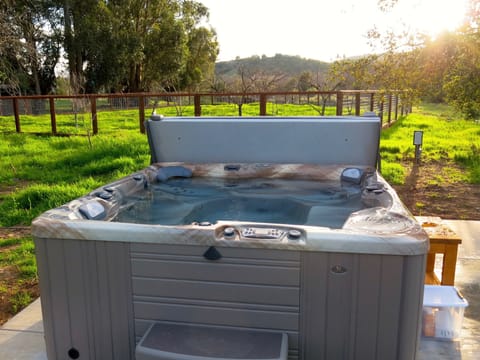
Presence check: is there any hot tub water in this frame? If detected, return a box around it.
[114,177,364,228]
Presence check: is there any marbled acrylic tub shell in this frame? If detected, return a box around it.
[32,163,428,256]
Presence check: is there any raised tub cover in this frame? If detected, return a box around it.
[136,323,288,360]
[145,116,381,167]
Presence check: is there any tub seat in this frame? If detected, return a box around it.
[304,205,357,228]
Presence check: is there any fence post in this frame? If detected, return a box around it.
[259,94,267,116]
[336,92,343,116]
[370,93,375,112]
[13,98,21,133]
[194,94,201,117]
[49,97,57,135]
[394,94,399,121]
[387,94,392,125]
[91,96,98,135]
[379,99,384,125]
[355,92,361,116]
[139,95,145,134]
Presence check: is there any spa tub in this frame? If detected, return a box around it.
[32,116,428,360]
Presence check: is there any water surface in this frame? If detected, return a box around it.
[114,177,365,228]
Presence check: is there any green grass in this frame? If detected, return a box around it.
[10,290,34,313]
[0,237,36,279]
[0,102,479,226]
[0,131,150,226]
[380,104,480,184]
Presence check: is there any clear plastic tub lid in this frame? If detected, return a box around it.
[423,285,468,307]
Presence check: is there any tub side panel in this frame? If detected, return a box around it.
[351,255,382,359]
[63,239,95,359]
[300,252,328,360]
[397,255,426,360]
[34,238,63,360]
[374,255,404,359]
[34,238,134,360]
[90,241,113,360]
[352,255,404,359]
[325,253,355,360]
[301,252,422,360]
[107,241,136,360]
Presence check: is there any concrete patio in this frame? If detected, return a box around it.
[1,219,479,360]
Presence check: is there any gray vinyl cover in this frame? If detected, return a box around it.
[145,116,381,166]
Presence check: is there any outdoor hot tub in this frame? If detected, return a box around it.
[32,115,428,360]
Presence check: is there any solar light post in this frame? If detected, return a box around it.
[413,131,423,164]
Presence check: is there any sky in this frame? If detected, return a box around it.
[200,0,469,62]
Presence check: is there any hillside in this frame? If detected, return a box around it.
[215,54,330,77]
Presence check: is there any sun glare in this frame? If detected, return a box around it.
[389,0,468,38]
[201,0,471,61]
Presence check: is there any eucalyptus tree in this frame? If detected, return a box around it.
[57,0,217,93]
[0,0,61,95]
[177,1,219,91]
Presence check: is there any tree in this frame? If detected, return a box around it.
[224,63,287,116]
[329,56,376,90]
[419,32,459,102]
[227,65,257,116]
[442,0,480,118]
[180,26,219,91]
[306,70,343,115]
[371,0,480,118]
[0,0,60,95]
[60,0,100,93]
[177,1,218,91]
[57,0,217,93]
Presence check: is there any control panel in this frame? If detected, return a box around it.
[218,225,304,242]
[242,227,285,239]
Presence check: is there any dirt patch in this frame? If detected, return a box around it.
[0,264,39,326]
[0,226,38,326]
[393,160,480,220]
[0,180,30,197]
[0,226,31,240]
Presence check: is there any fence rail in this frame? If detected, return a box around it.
[0,90,411,135]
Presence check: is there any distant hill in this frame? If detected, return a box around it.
[215,54,330,77]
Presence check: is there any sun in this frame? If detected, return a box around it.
[391,0,468,38]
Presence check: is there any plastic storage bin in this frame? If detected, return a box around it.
[422,285,468,340]
[136,323,288,360]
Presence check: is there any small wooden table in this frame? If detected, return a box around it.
[416,216,462,286]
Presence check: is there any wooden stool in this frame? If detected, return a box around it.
[416,216,462,285]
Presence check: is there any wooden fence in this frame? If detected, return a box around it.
[0,90,410,135]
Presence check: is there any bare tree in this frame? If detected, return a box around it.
[225,65,286,116]
[298,71,342,116]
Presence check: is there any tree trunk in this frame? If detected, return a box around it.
[64,1,84,93]
[22,11,41,95]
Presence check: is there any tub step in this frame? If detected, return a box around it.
[136,323,288,360]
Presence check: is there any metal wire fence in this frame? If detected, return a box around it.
[0,91,411,135]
